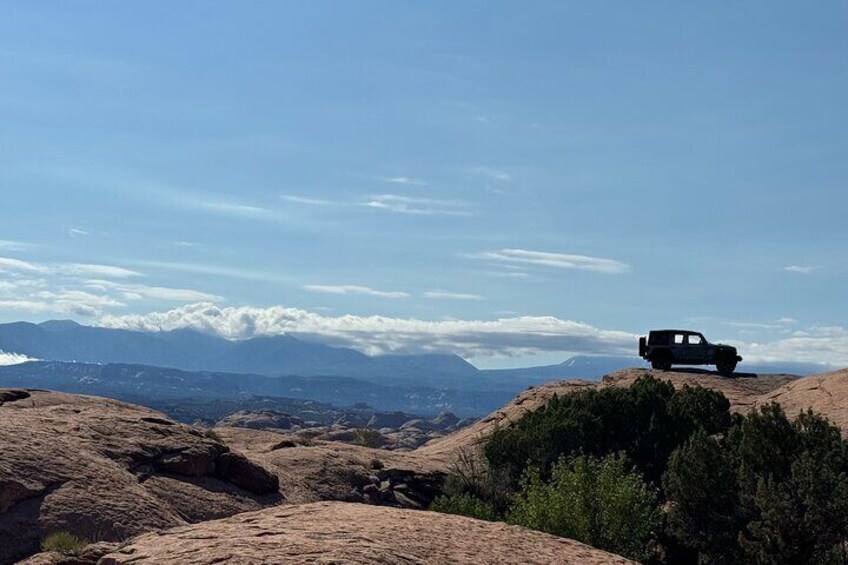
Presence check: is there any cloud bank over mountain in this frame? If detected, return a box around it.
[99,302,637,358]
[97,303,848,366]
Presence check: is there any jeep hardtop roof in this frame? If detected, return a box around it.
[649,329,703,335]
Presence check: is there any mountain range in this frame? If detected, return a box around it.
[0,320,834,415]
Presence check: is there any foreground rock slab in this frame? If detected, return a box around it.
[0,389,281,564]
[91,501,635,565]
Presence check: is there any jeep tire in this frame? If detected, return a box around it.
[716,359,737,377]
[651,352,672,371]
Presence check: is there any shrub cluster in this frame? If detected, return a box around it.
[431,375,848,565]
[484,374,731,486]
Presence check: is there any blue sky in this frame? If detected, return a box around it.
[1,2,846,367]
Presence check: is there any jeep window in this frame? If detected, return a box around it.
[687,335,703,345]
[674,334,685,344]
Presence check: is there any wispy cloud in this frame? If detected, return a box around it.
[685,316,799,331]
[52,168,277,221]
[68,228,91,237]
[85,279,222,302]
[200,201,269,217]
[471,166,511,182]
[0,257,141,278]
[365,194,472,217]
[0,255,219,317]
[468,249,629,274]
[132,259,294,284]
[380,176,428,187]
[785,265,818,274]
[303,284,409,299]
[0,239,28,251]
[0,257,49,274]
[280,194,338,206]
[61,263,142,278]
[423,290,483,300]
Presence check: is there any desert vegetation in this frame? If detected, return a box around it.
[41,532,89,555]
[431,375,848,564]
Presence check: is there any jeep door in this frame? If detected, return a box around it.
[678,333,707,363]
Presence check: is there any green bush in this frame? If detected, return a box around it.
[508,453,662,562]
[42,531,89,555]
[664,404,848,565]
[484,375,731,486]
[431,491,499,521]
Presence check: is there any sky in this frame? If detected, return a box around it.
[1,2,847,368]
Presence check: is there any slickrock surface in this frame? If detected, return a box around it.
[600,368,796,412]
[0,389,281,564]
[89,501,635,565]
[756,368,848,433]
[213,427,446,509]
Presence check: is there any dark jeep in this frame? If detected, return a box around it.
[638,329,743,377]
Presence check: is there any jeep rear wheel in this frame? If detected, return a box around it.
[717,360,737,377]
[651,352,672,371]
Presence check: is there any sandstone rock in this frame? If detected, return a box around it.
[0,389,282,564]
[214,451,279,494]
[756,368,848,433]
[92,501,636,564]
[216,410,305,430]
[212,426,446,509]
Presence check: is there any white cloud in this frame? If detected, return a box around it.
[53,168,278,222]
[280,195,338,206]
[380,176,428,187]
[0,257,49,274]
[0,299,55,313]
[61,263,142,278]
[0,350,37,366]
[68,228,91,237]
[684,316,800,331]
[0,257,141,278]
[84,279,222,302]
[471,166,511,182]
[97,302,638,358]
[132,260,295,284]
[200,201,269,217]
[0,254,219,316]
[35,290,125,309]
[727,325,848,366]
[423,290,483,301]
[303,284,409,299]
[469,249,629,274]
[785,265,818,274]
[0,240,28,251]
[365,194,472,217]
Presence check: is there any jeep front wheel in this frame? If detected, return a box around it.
[716,360,737,377]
